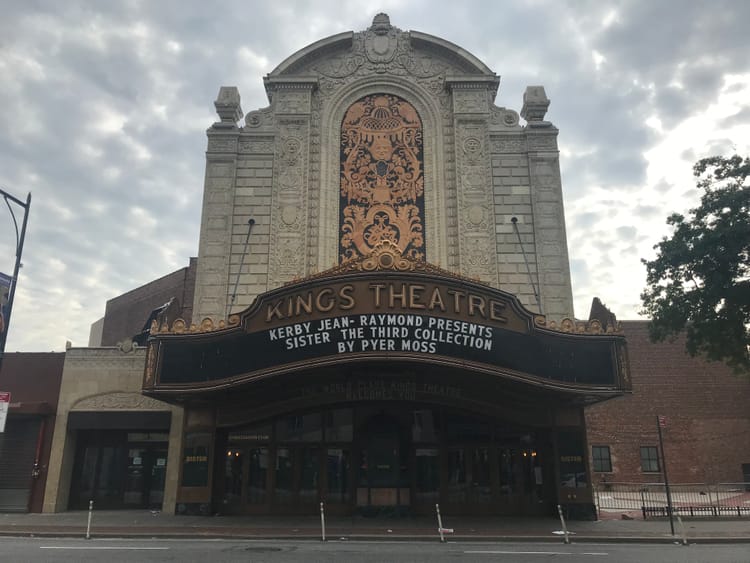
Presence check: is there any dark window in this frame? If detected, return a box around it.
[640,446,660,472]
[592,446,612,472]
[276,413,321,442]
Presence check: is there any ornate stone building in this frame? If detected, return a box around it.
[193,13,574,325]
[140,14,626,519]
[40,15,637,519]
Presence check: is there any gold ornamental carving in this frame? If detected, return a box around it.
[340,94,425,262]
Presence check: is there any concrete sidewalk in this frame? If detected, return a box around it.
[1,510,749,543]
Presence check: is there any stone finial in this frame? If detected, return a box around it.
[371,13,391,35]
[214,86,243,127]
[520,85,551,126]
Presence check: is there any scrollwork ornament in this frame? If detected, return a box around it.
[339,94,426,262]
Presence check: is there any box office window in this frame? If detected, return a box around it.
[592,446,612,473]
[182,433,211,487]
[640,446,660,473]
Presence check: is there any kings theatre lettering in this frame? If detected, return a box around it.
[263,280,510,327]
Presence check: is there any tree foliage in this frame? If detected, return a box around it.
[640,154,750,374]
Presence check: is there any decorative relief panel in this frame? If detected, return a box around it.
[274,91,311,114]
[276,236,304,278]
[72,392,169,411]
[269,120,310,283]
[527,134,558,151]
[339,94,425,262]
[490,135,526,154]
[238,137,275,154]
[307,92,323,273]
[455,122,498,282]
[452,90,488,114]
[207,137,238,153]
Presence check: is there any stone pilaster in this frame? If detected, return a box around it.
[192,87,242,323]
[266,80,315,287]
[450,80,499,284]
[522,86,574,320]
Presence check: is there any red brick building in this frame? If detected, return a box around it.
[585,321,750,486]
[0,353,64,512]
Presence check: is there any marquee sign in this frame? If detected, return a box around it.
[143,242,628,395]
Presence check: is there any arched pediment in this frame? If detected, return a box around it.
[267,14,497,88]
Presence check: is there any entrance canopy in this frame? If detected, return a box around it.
[143,242,629,403]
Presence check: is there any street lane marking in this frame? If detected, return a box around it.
[40,546,169,550]
[465,551,607,556]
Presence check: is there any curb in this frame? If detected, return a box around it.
[1,530,749,544]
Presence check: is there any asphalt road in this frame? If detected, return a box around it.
[1,538,749,563]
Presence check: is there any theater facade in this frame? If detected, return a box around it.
[136,14,630,519]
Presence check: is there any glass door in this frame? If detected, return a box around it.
[124,447,146,506]
[147,449,168,508]
[325,448,350,505]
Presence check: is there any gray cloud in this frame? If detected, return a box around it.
[1,0,749,350]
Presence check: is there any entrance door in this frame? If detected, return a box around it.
[71,432,169,509]
[358,414,409,510]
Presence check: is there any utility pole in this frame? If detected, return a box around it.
[657,415,675,536]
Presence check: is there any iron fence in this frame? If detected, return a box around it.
[594,482,750,519]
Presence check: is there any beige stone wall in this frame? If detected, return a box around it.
[192,16,576,325]
[43,347,182,513]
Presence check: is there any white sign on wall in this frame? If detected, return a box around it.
[0,391,10,433]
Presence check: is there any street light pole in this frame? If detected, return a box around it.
[0,189,32,360]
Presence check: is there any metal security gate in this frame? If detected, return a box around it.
[0,418,40,512]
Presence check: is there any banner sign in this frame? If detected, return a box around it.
[0,391,10,433]
[0,272,12,334]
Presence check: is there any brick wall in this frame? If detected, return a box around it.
[585,320,750,484]
[100,259,197,346]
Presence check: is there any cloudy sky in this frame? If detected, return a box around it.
[1,0,749,352]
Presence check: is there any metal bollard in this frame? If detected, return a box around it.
[85,500,94,540]
[320,501,326,542]
[556,504,571,544]
[676,515,688,546]
[436,503,445,543]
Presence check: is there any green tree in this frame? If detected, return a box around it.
[640,154,750,374]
